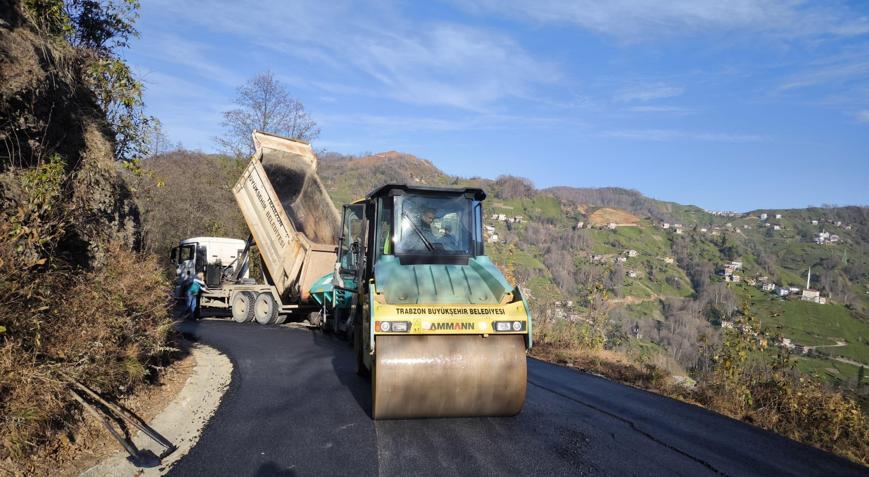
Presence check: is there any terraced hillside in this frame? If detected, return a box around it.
[316,151,869,396]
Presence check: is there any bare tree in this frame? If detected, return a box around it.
[216,71,320,158]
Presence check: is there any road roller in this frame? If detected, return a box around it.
[310,184,532,419]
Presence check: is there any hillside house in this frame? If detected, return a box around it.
[745,278,757,286]
[835,220,842,227]
[801,289,823,304]
[788,286,801,294]
[780,338,795,350]
[773,225,781,231]
[627,270,638,278]
[663,257,675,264]
[775,214,782,219]
[607,222,617,230]
[617,256,627,263]
[625,249,638,257]
[758,275,769,283]
[761,283,776,292]
[675,228,683,234]
[575,221,584,230]
[775,286,790,297]
[725,274,742,283]
[760,213,768,220]
[492,213,507,221]
[730,261,743,269]
[662,223,670,229]
[811,220,819,225]
[700,228,708,233]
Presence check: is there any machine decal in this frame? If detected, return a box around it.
[373,300,529,335]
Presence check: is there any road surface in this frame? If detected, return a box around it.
[171,320,866,476]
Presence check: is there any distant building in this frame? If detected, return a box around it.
[575,221,584,230]
[775,286,790,297]
[780,338,795,350]
[730,261,743,269]
[617,256,627,263]
[626,249,638,257]
[675,228,683,234]
[608,222,617,230]
[761,283,776,292]
[663,257,675,264]
[801,289,823,304]
[700,227,708,233]
[627,270,638,278]
[811,220,819,225]
[775,214,782,219]
[773,225,781,231]
[662,223,670,229]
[760,213,768,220]
[745,278,757,286]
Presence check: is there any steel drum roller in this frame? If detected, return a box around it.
[373,335,527,419]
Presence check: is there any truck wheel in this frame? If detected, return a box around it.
[231,292,255,323]
[274,314,288,325]
[254,293,279,325]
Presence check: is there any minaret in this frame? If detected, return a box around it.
[806,267,811,290]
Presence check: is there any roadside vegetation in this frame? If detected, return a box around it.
[0,1,175,472]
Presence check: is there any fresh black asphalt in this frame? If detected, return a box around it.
[170,319,867,476]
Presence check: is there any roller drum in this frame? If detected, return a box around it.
[372,335,527,419]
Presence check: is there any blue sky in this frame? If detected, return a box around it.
[126,1,869,211]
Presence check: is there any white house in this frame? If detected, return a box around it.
[608,222,617,230]
[773,225,781,231]
[760,213,768,220]
[663,257,675,264]
[801,289,823,304]
[626,249,638,257]
[575,221,584,230]
[811,220,819,225]
[761,283,776,292]
[627,270,638,278]
[775,286,790,297]
[662,223,670,229]
[775,214,782,219]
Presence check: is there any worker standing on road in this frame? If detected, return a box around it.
[186,272,208,320]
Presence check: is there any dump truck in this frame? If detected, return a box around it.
[310,183,533,419]
[170,131,341,324]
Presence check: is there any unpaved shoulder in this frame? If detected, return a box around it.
[80,344,232,476]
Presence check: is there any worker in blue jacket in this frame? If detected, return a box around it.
[186,272,208,320]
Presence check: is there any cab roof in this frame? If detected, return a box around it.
[365,183,486,201]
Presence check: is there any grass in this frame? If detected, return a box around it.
[752,295,869,364]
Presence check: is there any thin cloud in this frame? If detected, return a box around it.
[856,110,869,123]
[460,0,869,40]
[603,128,765,143]
[145,1,558,111]
[625,105,696,114]
[614,84,683,102]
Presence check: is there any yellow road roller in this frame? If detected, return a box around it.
[314,184,532,419]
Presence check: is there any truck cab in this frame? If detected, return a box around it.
[169,236,249,297]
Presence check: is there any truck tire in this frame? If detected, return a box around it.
[254,293,279,325]
[231,292,255,323]
[274,314,288,325]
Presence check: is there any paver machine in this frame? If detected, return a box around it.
[311,184,532,419]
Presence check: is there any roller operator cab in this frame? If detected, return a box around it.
[315,184,532,419]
